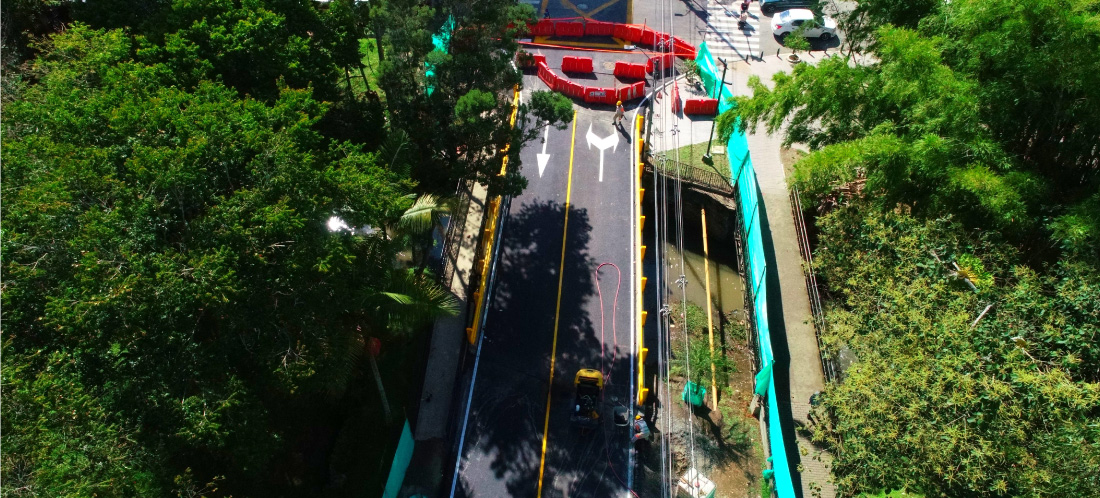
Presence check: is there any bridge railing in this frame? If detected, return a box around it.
[645,157,735,196]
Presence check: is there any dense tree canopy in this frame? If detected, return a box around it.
[0,23,462,495]
[721,0,1100,496]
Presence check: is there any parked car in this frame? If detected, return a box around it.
[760,0,817,16]
[772,9,838,41]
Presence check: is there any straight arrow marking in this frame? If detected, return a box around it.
[537,122,551,177]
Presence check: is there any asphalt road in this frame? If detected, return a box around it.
[451,94,639,498]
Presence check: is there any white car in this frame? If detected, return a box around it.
[771,9,838,41]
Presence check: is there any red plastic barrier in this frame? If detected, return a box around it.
[647,53,675,73]
[618,82,644,102]
[530,20,554,37]
[613,24,643,43]
[585,20,614,36]
[671,80,682,113]
[534,54,547,67]
[613,62,647,80]
[684,98,719,116]
[673,37,696,58]
[584,87,613,104]
[562,80,585,99]
[572,56,593,73]
[640,27,659,47]
[561,56,577,72]
[555,21,584,37]
[537,62,558,91]
[612,23,629,41]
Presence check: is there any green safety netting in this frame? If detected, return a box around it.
[695,40,797,498]
[682,382,707,407]
[694,42,737,115]
[425,16,455,95]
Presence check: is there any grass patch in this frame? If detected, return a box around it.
[352,38,384,100]
[665,141,730,179]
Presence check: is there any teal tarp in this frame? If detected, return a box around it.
[694,42,737,115]
[697,39,796,498]
[425,16,455,95]
[682,382,707,407]
[383,420,415,498]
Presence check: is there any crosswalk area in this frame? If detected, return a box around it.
[701,0,764,62]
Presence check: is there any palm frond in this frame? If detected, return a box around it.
[380,269,459,333]
[398,194,453,236]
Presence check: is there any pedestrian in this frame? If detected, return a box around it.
[741,0,750,14]
[613,100,625,127]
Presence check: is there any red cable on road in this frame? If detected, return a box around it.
[594,262,621,384]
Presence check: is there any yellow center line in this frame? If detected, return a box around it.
[536,109,577,497]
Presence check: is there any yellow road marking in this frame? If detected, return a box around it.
[534,35,629,49]
[535,109,578,498]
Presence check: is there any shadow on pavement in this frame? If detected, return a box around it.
[756,194,804,496]
[455,198,629,498]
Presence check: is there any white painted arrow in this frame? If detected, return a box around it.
[536,122,551,177]
[585,123,618,182]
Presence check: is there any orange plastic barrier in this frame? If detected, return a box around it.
[584,87,614,104]
[529,20,554,36]
[562,56,594,73]
[585,20,615,36]
[555,21,584,37]
[614,61,648,80]
[562,80,585,99]
[673,36,696,58]
[684,98,719,115]
[647,53,675,73]
[537,62,559,91]
[613,24,643,43]
[617,81,645,102]
[671,80,682,113]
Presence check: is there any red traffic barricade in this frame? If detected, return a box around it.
[529,20,554,37]
[562,80,585,99]
[585,20,614,36]
[684,98,719,116]
[555,21,584,37]
[584,87,612,104]
[672,36,696,58]
[647,53,676,73]
[537,62,558,91]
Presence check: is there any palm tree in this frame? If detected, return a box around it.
[398,194,456,275]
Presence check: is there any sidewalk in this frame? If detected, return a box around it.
[404,180,489,495]
[648,56,837,498]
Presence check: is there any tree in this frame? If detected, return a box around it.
[373,0,572,195]
[1,25,455,496]
[812,206,1100,497]
[717,1,1100,495]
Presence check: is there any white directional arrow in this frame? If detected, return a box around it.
[536,123,551,177]
[585,123,619,182]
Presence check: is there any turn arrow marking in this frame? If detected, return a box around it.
[537,122,551,177]
[585,123,618,182]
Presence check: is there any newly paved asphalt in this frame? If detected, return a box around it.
[451,86,639,497]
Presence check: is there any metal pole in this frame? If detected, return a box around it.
[702,58,728,162]
[368,353,393,424]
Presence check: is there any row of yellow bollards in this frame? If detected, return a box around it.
[466,85,522,345]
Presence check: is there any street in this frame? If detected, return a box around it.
[451,99,638,498]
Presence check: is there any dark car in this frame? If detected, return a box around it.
[760,0,819,15]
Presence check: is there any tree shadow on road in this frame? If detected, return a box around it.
[453,198,631,498]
